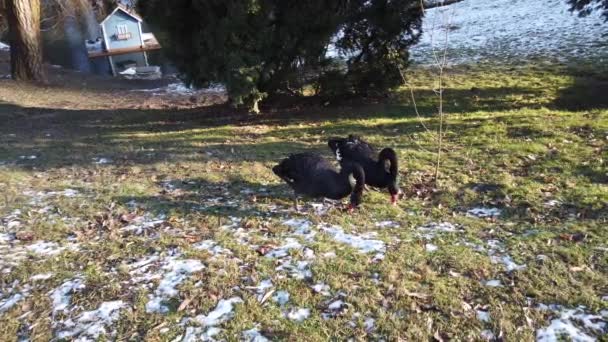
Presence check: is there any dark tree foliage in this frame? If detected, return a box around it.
[568,0,608,20]
[138,0,423,111]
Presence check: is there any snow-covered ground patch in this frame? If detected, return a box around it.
[272,290,290,306]
[485,239,527,272]
[56,301,127,341]
[417,222,461,239]
[0,281,31,314]
[320,225,385,255]
[275,258,312,280]
[133,82,226,96]
[484,279,503,287]
[193,239,233,257]
[145,258,205,313]
[193,297,243,326]
[536,304,607,341]
[120,214,167,236]
[51,277,86,313]
[0,236,79,274]
[283,218,316,240]
[467,207,502,218]
[412,0,608,64]
[285,308,310,322]
[311,283,331,296]
[92,157,111,164]
[242,326,270,342]
[264,238,304,259]
[375,221,400,228]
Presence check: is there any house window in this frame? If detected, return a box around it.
[115,24,132,40]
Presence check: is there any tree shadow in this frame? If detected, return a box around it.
[111,176,314,220]
[551,72,608,111]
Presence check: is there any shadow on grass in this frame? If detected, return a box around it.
[552,73,608,111]
[113,177,296,219]
[0,75,603,170]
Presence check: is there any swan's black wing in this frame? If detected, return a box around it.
[274,152,334,183]
[328,135,376,163]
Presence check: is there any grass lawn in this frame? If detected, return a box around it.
[0,63,607,341]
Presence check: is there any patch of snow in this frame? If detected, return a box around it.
[467,207,502,218]
[417,222,460,239]
[375,221,400,228]
[0,42,9,51]
[51,277,86,312]
[276,259,312,280]
[182,326,223,342]
[0,292,26,314]
[328,300,345,310]
[311,283,331,296]
[242,326,270,342]
[133,82,225,96]
[26,241,78,256]
[485,239,527,272]
[193,240,233,257]
[283,218,316,240]
[322,251,337,258]
[364,317,375,332]
[285,308,310,322]
[56,301,126,341]
[321,225,385,254]
[480,330,495,341]
[412,0,608,64]
[545,200,561,208]
[92,157,111,164]
[477,310,491,322]
[426,243,439,252]
[484,280,503,287]
[492,255,527,272]
[121,214,166,236]
[146,258,205,313]
[272,290,290,306]
[536,304,607,342]
[194,297,243,326]
[19,155,37,160]
[264,238,303,259]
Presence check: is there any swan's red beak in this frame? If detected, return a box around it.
[347,204,356,213]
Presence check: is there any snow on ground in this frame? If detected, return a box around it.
[467,207,502,218]
[0,235,79,274]
[242,326,270,342]
[145,257,205,313]
[536,304,608,341]
[285,307,311,322]
[194,297,243,326]
[417,221,461,239]
[320,224,386,255]
[51,277,86,312]
[411,0,608,64]
[56,300,127,341]
[133,82,226,96]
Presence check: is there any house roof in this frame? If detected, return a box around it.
[100,5,143,25]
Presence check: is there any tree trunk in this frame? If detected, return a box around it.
[6,0,46,83]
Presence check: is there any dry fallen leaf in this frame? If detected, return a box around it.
[178,297,192,312]
[15,231,34,241]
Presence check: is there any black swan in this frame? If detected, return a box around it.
[328,135,401,204]
[272,152,366,211]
